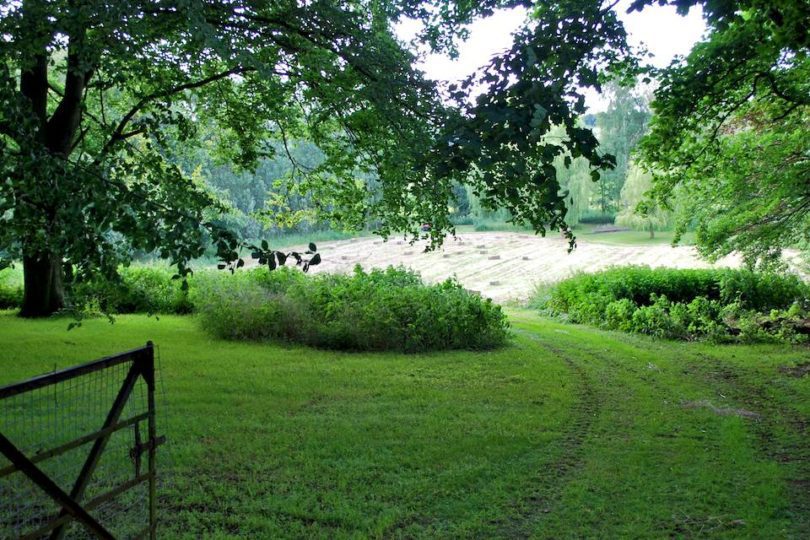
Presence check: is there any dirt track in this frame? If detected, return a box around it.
[288,232,754,303]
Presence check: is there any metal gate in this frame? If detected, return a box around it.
[0,343,164,539]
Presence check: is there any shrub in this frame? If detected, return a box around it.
[546,266,807,314]
[196,265,511,352]
[536,266,809,343]
[70,266,193,314]
[604,298,635,332]
[577,211,616,225]
[0,267,23,310]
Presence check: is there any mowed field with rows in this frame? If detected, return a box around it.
[281,232,749,303]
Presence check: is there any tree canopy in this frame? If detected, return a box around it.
[1,0,807,317]
[0,0,636,316]
[636,0,810,265]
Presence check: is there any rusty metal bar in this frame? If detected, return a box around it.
[50,350,146,540]
[0,433,115,539]
[142,342,158,540]
[0,412,149,479]
[0,345,151,399]
[19,472,153,540]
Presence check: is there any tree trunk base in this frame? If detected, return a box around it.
[20,253,65,317]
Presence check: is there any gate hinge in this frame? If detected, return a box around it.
[130,435,166,461]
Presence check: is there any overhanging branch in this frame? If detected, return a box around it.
[100,66,253,156]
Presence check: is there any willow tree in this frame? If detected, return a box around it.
[1,0,637,317]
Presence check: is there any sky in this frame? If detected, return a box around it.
[396,0,706,111]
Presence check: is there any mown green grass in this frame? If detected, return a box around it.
[574,224,697,246]
[0,310,807,538]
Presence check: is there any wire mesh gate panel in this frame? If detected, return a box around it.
[0,343,164,539]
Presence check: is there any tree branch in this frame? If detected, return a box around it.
[45,11,93,155]
[100,66,253,157]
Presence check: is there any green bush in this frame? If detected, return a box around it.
[577,211,616,225]
[0,267,23,310]
[70,266,194,315]
[536,266,809,343]
[547,266,807,316]
[196,266,511,352]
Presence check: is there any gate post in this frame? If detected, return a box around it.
[141,341,157,540]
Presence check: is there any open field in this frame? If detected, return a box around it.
[0,310,807,538]
[275,231,808,304]
[289,232,746,304]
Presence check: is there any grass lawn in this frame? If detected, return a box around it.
[573,224,697,246]
[0,310,808,538]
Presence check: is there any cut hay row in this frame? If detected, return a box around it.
[252,232,757,303]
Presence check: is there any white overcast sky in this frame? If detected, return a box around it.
[396,0,706,111]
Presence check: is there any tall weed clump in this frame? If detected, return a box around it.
[0,266,23,309]
[536,266,809,343]
[70,266,195,315]
[197,266,510,352]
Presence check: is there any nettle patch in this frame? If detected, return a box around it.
[196,266,511,352]
[535,266,809,343]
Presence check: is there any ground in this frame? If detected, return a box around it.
[1,310,807,538]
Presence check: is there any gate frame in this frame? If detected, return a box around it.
[0,342,162,539]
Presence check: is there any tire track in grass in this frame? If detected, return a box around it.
[503,317,753,538]
[515,317,807,538]
[491,328,603,539]
[680,351,810,537]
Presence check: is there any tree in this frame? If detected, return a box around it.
[0,0,490,316]
[2,0,644,317]
[615,162,672,238]
[594,83,651,214]
[635,0,810,265]
[433,0,635,247]
[545,123,594,226]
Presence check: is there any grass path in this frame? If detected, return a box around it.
[0,310,808,538]
[507,310,809,538]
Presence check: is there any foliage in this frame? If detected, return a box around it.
[196,266,510,352]
[549,84,650,228]
[0,0,497,316]
[0,266,22,310]
[60,266,188,316]
[537,266,809,342]
[635,0,810,265]
[576,211,616,225]
[1,0,648,317]
[432,0,636,247]
[593,83,651,213]
[615,162,673,236]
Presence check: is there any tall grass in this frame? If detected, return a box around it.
[0,266,22,309]
[196,266,511,352]
[533,266,809,342]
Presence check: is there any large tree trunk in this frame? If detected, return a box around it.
[20,251,65,317]
[16,2,90,317]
